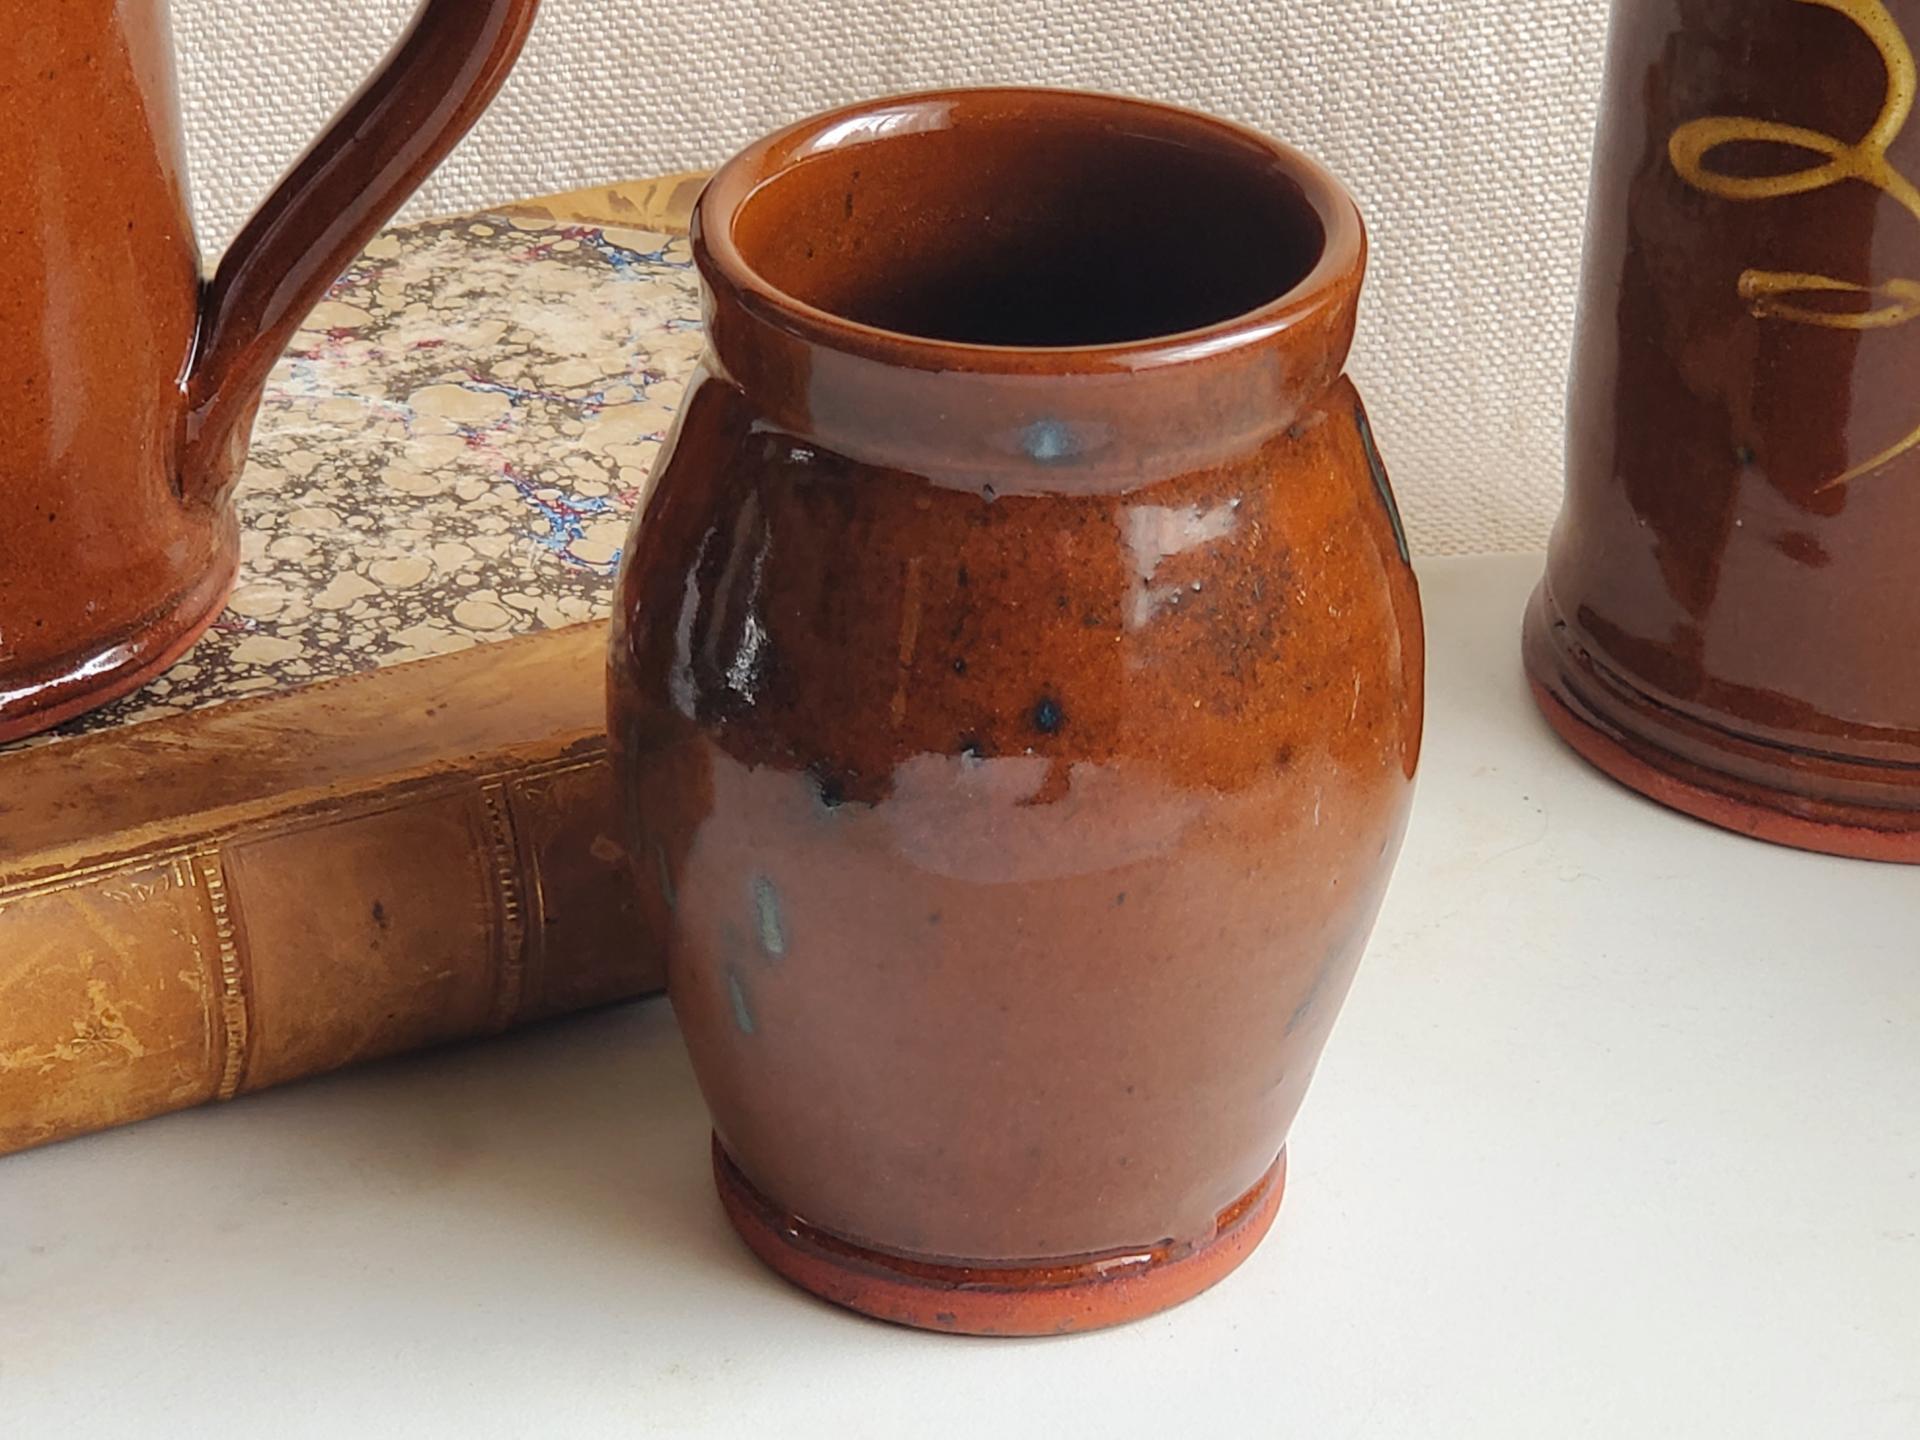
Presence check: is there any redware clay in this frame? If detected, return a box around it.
[0,0,539,742]
[1528,0,1920,860]
[610,89,1424,1334]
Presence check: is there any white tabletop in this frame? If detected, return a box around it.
[4,553,1916,1438]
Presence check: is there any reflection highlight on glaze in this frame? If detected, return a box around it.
[0,638,135,709]
[877,752,1206,884]
[801,103,957,158]
[711,495,773,704]
[1123,499,1240,628]
[666,527,712,719]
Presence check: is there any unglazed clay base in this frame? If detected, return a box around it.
[1524,592,1920,865]
[0,530,238,745]
[713,1138,1286,1337]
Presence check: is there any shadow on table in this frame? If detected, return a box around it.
[298,999,757,1263]
[101,998,801,1325]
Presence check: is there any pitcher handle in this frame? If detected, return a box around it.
[178,0,542,506]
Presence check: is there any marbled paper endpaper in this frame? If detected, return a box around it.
[61,212,701,735]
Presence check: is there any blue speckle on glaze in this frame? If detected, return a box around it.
[1286,937,1345,1036]
[728,969,756,1035]
[752,874,787,958]
[1021,419,1078,463]
[654,840,677,911]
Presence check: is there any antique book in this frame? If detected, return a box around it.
[0,175,707,1155]
[0,623,660,1156]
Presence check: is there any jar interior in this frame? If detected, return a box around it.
[728,109,1328,348]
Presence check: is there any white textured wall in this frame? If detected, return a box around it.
[171,0,1612,555]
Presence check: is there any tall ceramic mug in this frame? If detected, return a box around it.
[611,90,1424,1335]
[1527,0,1920,859]
[0,0,540,741]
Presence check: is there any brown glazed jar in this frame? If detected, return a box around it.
[1527,0,1920,859]
[0,0,539,742]
[610,89,1423,1335]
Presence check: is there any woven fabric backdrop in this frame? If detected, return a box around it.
[172,0,1613,556]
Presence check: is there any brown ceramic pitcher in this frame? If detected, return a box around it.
[1528,0,1920,859]
[0,0,540,742]
[610,90,1423,1334]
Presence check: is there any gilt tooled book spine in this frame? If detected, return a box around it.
[0,623,659,1156]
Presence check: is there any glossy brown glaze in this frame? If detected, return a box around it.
[0,0,539,742]
[1528,0,1920,858]
[610,90,1424,1332]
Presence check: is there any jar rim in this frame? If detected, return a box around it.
[693,87,1365,379]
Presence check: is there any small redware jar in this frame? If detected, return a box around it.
[610,88,1423,1334]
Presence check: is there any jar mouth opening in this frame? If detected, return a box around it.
[695,88,1363,375]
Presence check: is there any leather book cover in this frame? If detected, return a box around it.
[0,622,658,1156]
